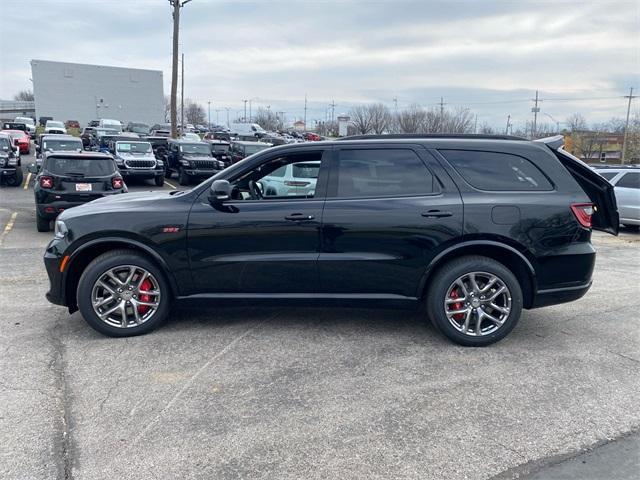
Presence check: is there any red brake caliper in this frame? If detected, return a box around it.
[137,278,153,315]
[450,288,465,321]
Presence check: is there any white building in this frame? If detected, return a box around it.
[31,60,164,126]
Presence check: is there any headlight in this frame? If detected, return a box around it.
[180,160,190,166]
[156,160,164,166]
[54,220,68,239]
[8,158,18,166]
[115,158,124,166]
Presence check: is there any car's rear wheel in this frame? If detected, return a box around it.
[36,212,50,232]
[426,256,523,346]
[77,249,170,337]
[178,167,190,186]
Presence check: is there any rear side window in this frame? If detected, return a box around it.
[441,150,553,191]
[336,149,436,198]
[616,172,640,189]
[46,157,116,176]
[597,171,618,181]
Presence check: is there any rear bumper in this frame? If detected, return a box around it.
[530,281,592,308]
[36,191,121,219]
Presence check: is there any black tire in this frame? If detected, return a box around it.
[76,249,171,337]
[178,167,190,186]
[36,212,50,232]
[154,175,164,187]
[426,255,523,347]
[5,167,23,187]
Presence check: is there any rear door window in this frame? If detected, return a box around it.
[440,149,553,191]
[615,172,640,189]
[335,149,436,198]
[597,171,619,181]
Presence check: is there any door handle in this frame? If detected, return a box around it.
[285,213,315,221]
[421,210,453,218]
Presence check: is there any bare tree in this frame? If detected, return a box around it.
[566,113,587,132]
[254,108,283,131]
[442,107,474,133]
[184,100,206,125]
[367,103,392,134]
[478,122,496,134]
[13,90,34,101]
[349,105,374,135]
[396,104,427,133]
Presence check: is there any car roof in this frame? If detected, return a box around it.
[45,152,113,160]
[41,134,79,140]
[234,140,271,146]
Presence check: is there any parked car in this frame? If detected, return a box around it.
[98,119,123,132]
[146,136,170,166]
[4,129,31,154]
[88,120,100,128]
[2,122,29,136]
[14,116,36,135]
[259,133,287,146]
[41,134,618,342]
[45,120,67,135]
[230,122,266,138]
[110,140,164,186]
[303,132,321,141]
[203,131,231,142]
[180,132,201,142]
[229,141,272,163]
[39,116,53,127]
[166,139,225,185]
[28,152,126,232]
[125,122,151,136]
[0,133,23,186]
[593,166,640,229]
[80,127,95,149]
[96,131,138,153]
[261,160,319,197]
[65,120,80,129]
[36,135,83,168]
[204,139,232,167]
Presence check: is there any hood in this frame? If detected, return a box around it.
[117,151,156,161]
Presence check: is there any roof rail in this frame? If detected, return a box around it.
[336,133,528,141]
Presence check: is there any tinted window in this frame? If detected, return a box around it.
[616,172,640,189]
[441,150,553,191]
[46,158,116,176]
[598,171,618,181]
[336,149,435,198]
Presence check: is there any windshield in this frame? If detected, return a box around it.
[180,143,211,155]
[47,121,64,128]
[129,123,150,134]
[95,128,118,136]
[16,118,34,125]
[117,141,152,153]
[212,144,230,153]
[46,157,116,176]
[42,139,82,151]
[244,143,271,155]
[0,137,10,150]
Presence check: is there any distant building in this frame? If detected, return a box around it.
[565,131,624,164]
[293,120,306,131]
[31,60,164,127]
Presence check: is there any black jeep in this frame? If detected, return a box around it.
[166,139,225,185]
[0,133,23,186]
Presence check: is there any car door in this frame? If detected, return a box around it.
[187,147,330,294]
[318,145,463,298]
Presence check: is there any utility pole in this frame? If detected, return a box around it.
[180,52,184,133]
[531,90,541,139]
[168,0,191,139]
[242,99,247,122]
[621,87,637,164]
[303,95,308,128]
[439,97,446,119]
[225,107,230,128]
[207,101,211,128]
[505,114,511,135]
[329,99,337,123]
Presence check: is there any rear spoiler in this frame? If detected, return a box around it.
[535,135,619,235]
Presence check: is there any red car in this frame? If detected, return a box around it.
[5,130,30,154]
[303,132,322,141]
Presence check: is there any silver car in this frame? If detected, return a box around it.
[594,167,640,228]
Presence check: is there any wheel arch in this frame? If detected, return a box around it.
[63,238,179,312]
[419,241,537,308]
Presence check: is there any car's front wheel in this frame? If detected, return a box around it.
[77,249,171,337]
[154,175,164,187]
[426,255,523,346]
[178,167,190,186]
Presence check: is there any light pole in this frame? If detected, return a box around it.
[242,100,248,122]
[544,113,561,133]
[207,101,211,127]
[225,107,230,128]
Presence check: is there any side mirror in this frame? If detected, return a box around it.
[209,179,231,203]
[27,163,39,174]
[36,145,41,154]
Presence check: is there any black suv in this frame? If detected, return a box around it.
[42,135,617,345]
[30,152,127,232]
[0,133,23,186]
[166,139,225,185]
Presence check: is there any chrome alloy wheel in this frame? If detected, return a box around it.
[91,265,161,328]
[444,271,512,337]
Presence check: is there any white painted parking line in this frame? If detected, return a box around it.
[164,180,177,190]
[23,172,32,190]
[0,212,18,246]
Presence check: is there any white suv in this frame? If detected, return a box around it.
[594,167,640,228]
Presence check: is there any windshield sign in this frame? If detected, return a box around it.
[117,142,152,153]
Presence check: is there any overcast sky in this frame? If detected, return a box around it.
[1,0,638,129]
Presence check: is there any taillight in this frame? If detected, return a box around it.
[112,177,124,189]
[571,203,594,228]
[40,176,53,189]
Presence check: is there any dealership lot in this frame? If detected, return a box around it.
[1,149,639,479]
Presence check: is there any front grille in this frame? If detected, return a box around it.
[124,159,156,169]
[191,160,218,170]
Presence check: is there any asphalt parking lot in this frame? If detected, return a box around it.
[1,147,639,480]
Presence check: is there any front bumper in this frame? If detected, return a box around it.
[1,167,20,177]
[44,242,66,307]
[119,169,164,179]
[184,168,222,178]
